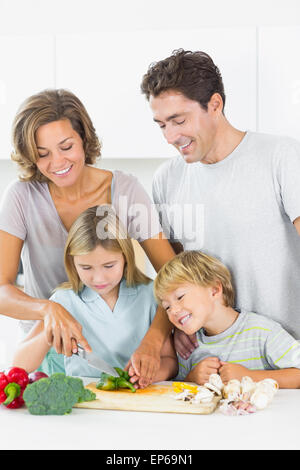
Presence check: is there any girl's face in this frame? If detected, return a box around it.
[73,244,126,302]
[35,119,86,187]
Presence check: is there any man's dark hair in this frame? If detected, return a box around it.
[141,49,226,112]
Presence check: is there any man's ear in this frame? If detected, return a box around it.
[208,93,223,114]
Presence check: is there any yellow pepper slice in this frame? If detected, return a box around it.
[172,382,198,394]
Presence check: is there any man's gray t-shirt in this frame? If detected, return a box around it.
[0,169,161,333]
[152,131,300,339]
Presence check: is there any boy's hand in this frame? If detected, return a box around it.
[219,361,249,383]
[187,357,221,385]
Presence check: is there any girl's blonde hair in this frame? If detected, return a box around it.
[154,250,235,307]
[61,205,150,293]
[11,88,101,182]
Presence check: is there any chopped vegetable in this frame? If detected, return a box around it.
[96,368,136,393]
[172,382,199,394]
[23,373,96,415]
[0,367,29,409]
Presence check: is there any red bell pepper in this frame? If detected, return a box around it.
[0,367,29,409]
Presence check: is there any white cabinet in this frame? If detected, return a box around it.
[56,28,257,159]
[258,27,300,140]
[0,35,55,160]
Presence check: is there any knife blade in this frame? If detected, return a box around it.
[75,344,119,377]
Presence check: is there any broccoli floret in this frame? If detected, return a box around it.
[23,373,96,415]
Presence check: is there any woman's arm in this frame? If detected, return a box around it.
[153,333,178,383]
[142,234,199,361]
[128,234,176,386]
[140,232,176,272]
[0,230,91,355]
[0,230,46,320]
[12,320,51,373]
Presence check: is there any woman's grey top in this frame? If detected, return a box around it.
[0,169,161,333]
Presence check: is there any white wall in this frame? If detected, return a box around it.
[0,0,299,368]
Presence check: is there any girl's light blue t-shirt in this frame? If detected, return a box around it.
[49,279,157,377]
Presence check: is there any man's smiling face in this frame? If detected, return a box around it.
[150,90,219,164]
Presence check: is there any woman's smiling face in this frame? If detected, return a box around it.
[35,119,86,186]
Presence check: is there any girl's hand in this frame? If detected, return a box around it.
[173,328,198,359]
[219,361,249,383]
[187,357,221,385]
[42,300,91,356]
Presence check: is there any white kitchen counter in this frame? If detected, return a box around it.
[0,385,299,451]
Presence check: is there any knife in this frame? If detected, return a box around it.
[74,344,119,377]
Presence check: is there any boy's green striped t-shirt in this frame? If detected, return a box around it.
[176,310,300,380]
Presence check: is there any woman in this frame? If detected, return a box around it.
[0,89,175,378]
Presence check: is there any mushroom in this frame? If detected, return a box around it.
[250,389,272,410]
[222,379,241,400]
[192,386,214,404]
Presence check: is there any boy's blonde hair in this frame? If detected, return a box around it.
[60,205,150,293]
[154,251,235,307]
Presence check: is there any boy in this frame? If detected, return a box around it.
[154,250,300,388]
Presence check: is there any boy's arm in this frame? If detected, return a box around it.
[219,323,300,389]
[219,362,300,388]
[12,320,51,373]
[244,368,300,388]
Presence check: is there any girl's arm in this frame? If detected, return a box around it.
[219,362,300,389]
[12,320,51,373]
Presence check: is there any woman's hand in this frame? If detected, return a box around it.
[173,328,198,359]
[42,300,91,356]
[125,341,161,389]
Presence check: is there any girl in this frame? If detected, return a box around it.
[12,205,178,382]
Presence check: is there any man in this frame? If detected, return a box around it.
[140,48,300,359]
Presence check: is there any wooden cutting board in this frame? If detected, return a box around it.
[74,381,221,414]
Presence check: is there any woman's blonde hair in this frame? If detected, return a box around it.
[154,250,235,307]
[61,205,150,293]
[11,88,101,182]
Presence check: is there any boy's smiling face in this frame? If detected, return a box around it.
[161,282,219,336]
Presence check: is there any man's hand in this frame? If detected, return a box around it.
[42,300,91,356]
[219,361,250,383]
[125,341,161,389]
[186,357,221,385]
[173,328,198,359]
